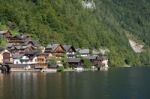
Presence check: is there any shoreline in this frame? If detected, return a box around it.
[10,68,99,73]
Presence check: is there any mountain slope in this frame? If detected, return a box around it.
[0,0,150,66]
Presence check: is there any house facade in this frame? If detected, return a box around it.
[0,48,13,64]
[35,54,48,69]
[67,58,84,68]
[63,45,76,58]
[45,44,65,58]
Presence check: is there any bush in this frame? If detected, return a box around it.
[57,66,64,72]
[83,58,92,68]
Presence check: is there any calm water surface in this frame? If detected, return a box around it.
[0,67,150,99]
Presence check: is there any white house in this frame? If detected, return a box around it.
[13,50,39,65]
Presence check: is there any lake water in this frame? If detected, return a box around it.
[0,67,150,99]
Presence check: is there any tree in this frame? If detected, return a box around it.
[83,58,92,68]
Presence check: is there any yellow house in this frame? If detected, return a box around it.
[0,48,13,64]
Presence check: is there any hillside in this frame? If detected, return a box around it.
[0,0,150,66]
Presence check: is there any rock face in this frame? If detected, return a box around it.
[129,39,144,53]
[82,0,96,9]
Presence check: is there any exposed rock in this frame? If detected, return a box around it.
[129,39,144,53]
[82,0,96,9]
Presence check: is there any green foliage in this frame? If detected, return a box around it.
[0,38,7,47]
[61,55,69,68]
[47,57,57,67]
[57,66,64,72]
[83,58,92,68]
[0,0,150,66]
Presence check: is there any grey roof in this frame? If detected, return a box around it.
[63,45,76,52]
[63,45,71,51]
[9,44,35,50]
[46,44,60,52]
[6,43,14,48]
[0,30,8,34]
[77,48,90,54]
[68,58,82,63]
[24,40,39,46]
[86,55,97,60]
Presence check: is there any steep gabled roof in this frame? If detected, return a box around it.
[46,44,65,52]
[63,45,76,52]
[24,40,39,47]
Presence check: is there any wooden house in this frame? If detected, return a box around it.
[45,44,65,58]
[8,35,25,45]
[8,44,36,55]
[24,40,39,48]
[35,54,48,69]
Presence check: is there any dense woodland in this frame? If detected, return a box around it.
[0,0,150,66]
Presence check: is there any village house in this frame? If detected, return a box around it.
[0,30,12,40]
[24,40,39,48]
[0,47,13,64]
[35,53,48,69]
[76,48,90,57]
[23,51,39,65]
[85,55,98,66]
[7,43,36,55]
[95,54,108,69]
[63,45,76,58]
[13,54,24,64]
[13,51,48,69]
[8,34,31,45]
[13,51,37,66]
[8,35,25,45]
[44,44,66,59]
[67,58,84,68]
[44,44,66,67]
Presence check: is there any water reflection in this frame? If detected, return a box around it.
[0,68,150,99]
